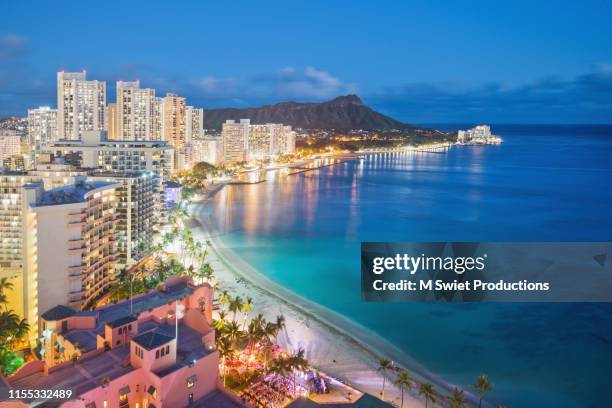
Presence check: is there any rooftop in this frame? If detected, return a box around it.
[191,390,242,408]
[63,329,98,352]
[8,320,214,402]
[9,346,133,402]
[34,180,116,206]
[142,323,213,377]
[96,281,193,325]
[132,328,174,350]
[40,305,76,321]
[106,314,137,329]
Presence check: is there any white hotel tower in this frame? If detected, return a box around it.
[57,71,106,140]
[27,106,57,166]
[116,80,157,141]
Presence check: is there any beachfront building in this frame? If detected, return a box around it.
[0,130,22,168]
[116,80,157,141]
[6,276,223,408]
[57,71,106,140]
[192,137,222,166]
[43,130,172,220]
[221,120,295,163]
[457,125,502,145]
[0,162,87,317]
[248,123,295,161]
[27,107,58,166]
[222,119,250,163]
[89,171,158,267]
[19,178,119,341]
[273,125,296,156]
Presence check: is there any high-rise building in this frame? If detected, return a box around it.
[185,106,204,143]
[221,120,294,163]
[44,131,172,223]
[21,178,119,338]
[222,119,250,163]
[89,171,158,267]
[192,137,222,165]
[0,163,87,336]
[107,102,118,140]
[152,96,164,141]
[116,80,157,141]
[27,107,58,166]
[248,124,295,160]
[273,125,296,155]
[0,130,22,166]
[57,71,106,140]
[162,94,187,172]
[162,93,186,148]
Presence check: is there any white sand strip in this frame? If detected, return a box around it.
[189,205,475,408]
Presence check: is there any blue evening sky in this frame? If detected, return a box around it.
[1,0,611,123]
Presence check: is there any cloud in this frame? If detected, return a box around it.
[368,65,612,123]
[1,57,611,124]
[0,34,27,60]
[95,65,355,109]
[274,66,354,99]
[187,66,355,104]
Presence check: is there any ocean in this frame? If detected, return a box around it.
[200,124,612,407]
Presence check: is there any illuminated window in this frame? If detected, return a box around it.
[186,375,197,388]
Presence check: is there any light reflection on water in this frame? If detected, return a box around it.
[203,127,612,407]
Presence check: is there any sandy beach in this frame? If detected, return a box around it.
[187,191,477,408]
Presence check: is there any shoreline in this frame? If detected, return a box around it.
[189,194,481,408]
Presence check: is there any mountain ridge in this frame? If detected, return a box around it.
[202,95,415,131]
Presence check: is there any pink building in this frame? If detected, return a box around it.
[3,277,240,408]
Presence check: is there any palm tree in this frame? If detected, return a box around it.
[10,319,29,348]
[225,321,242,348]
[261,342,275,374]
[0,278,14,309]
[214,310,228,331]
[216,335,234,386]
[244,320,264,370]
[274,314,286,336]
[270,355,292,378]
[472,374,493,408]
[393,370,414,408]
[289,348,309,397]
[218,289,231,305]
[418,383,437,408]
[228,296,243,323]
[240,297,254,330]
[377,358,394,400]
[448,387,467,408]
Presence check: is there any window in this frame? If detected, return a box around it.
[186,375,197,388]
[165,345,170,354]
[155,349,160,359]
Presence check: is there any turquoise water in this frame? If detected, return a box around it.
[201,125,612,407]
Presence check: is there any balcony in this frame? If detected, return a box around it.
[66,246,85,255]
